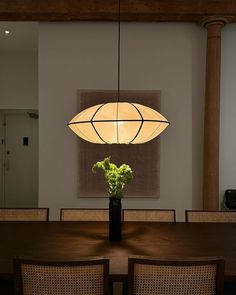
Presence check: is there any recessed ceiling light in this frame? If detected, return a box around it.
[4,30,10,35]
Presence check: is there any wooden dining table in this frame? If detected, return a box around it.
[0,221,236,282]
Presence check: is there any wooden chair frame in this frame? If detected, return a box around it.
[14,257,109,295]
[0,208,49,221]
[128,256,225,295]
[123,209,176,222]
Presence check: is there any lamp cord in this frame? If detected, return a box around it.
[117,0,121,102]
[116,0,121,143]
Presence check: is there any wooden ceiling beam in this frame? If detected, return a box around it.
[0,0,235,22]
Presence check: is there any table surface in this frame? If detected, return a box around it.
[0,221,236,281]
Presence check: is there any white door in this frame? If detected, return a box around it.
[3,111,38,207]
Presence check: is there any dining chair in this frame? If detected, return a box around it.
[185,210,236,223]
[128,256,225,295]
[0,208,49,221]
[60,208,109,221]
[123,209,176,222]
[14,258,109,295]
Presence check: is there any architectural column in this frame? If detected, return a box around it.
[201,17,227,210]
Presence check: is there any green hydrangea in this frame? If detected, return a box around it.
[92,156,133,199]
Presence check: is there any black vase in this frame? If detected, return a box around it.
[109,197,122,241]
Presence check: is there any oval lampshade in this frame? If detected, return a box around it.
[68,102,169,144]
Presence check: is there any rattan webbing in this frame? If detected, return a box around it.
[186,211,236,223]
[0,209,48,221]
[61,209,109,221]
[21,264,104,295]
[124,210,175,222]
[133,264,217,295]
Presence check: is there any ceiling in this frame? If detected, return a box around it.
[0,21,37,52]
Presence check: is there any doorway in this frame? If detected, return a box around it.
[0,110,38,208]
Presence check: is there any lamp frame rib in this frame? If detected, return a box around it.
[68,101,170,145]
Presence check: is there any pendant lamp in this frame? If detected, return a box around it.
[68,1,169,144]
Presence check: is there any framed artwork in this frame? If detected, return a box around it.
[77,90,161,198]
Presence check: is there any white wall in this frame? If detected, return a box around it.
[39,22,206,221]
[0,44,38,206]
[0,112,4,207]
[220,24,236,205]
[192,28,206,209]
[0,51,38,109]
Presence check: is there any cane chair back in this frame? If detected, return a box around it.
[14,258,109,295]
[0,208,49,221]
[60,208,109,221]
[185,210,236,223]
[123,209,175,222]
[128,257,225,295]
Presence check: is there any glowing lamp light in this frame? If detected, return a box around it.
[68,102,169,144]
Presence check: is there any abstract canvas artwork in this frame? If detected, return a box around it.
[77,90,161,198]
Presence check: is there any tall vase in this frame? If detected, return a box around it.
[109,197,122,241]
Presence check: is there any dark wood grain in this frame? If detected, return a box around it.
[0,0,236,22]
[0,222,236,282]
